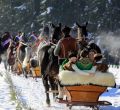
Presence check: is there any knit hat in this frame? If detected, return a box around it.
[62,26,71,34]
[68,51,78,58]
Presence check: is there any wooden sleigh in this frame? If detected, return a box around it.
[58,85,112,110]
[17,62,41,77]
[57,70,115,110]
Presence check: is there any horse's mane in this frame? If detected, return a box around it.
[1,33,10,41]
[76,22,88,38]
[0,33,11,54]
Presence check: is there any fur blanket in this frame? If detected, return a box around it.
[59,70,115,87]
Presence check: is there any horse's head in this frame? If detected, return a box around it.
[43,26,49,36]
[76,22,88,47]
[70,25,78,38]
[50,23,62,43]
[41,25,50,38]
[0,32,11,53]
[1,32,11,41]
[76,22,88,38]
[38,25,50,43]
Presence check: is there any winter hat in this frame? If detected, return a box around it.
[62,26,71,34]
[43,26,49,35]
[68,51,78,58]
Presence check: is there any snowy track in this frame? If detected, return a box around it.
[0,65,16,110]
[0,63,120,110]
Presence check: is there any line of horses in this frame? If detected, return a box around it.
[0,22,116,108]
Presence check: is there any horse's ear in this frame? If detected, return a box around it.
[75,22,81,28]
[51,23,56,28]
[59,23,62,28]
[65,25,67,28]
[85,22,88,27]
[42,21,45,27]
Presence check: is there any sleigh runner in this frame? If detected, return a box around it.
[58,85,111,110]
[57,70,115,110]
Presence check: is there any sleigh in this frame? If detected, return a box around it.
[58,70,115,110]
[31,66,41,78]
[17,62,30,75]
[17,62,41,77]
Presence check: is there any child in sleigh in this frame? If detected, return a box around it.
[57,50,97,100]
[57,49,109,100]
[61,50,96,76]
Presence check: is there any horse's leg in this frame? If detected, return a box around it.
[23,67,28,78]
[3,60,7,70]
[0,56,1,63]
[8,65,10,72]
[1,52,8,70]
[11,65,14,72]
[42,75,50,106]
[48,76,58,99]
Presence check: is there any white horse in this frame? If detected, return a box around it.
[17,42,32,78]
[22,45,32,78]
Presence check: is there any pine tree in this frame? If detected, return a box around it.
[0,0,120,33]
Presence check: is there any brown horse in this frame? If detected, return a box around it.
[76,22,110,74]
[7,44,16,72]
[76,22,102,57]
[37,23,62,105]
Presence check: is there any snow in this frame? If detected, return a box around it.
[0,64,16,110]
[47,7,53,14]
[0,62,120,110]
[93,7,98,13]
[108,0,112,4]
[97,23,101,28]
[0,77,16,110]
[31,22,34,28]
[14,4,26,11]
[41,7,53,15]
[84,6,89,11]
[41,11,47,16]
[41,0,47,4]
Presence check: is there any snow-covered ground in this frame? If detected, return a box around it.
[0,63,120,110]
[0,64,16,110]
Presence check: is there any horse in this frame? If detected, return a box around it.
[0,32,11,70]
[7,44,16,72]
[75,22,102,58]
[37,23,62,106]
[76,22,88,38]
[16,34,33,77]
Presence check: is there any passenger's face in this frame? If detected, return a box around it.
[89,51,95,61]
[19,32,22,35]
[69,57,77,63]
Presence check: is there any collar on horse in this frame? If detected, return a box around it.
[1,38,11,47]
